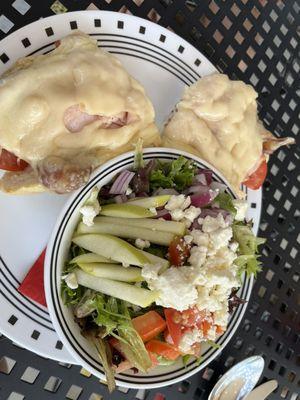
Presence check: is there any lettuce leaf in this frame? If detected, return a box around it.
[117,302,152,373]
[150,156,196,191]
[133,138,145,170]
[84,329,116,392]
[213,192,236,215]
[233,223,265,278]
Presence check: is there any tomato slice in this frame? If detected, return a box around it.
[132,311,166,342]
[0,148,29,172]
[164,308,182,347]
[145,340,181,361]
[168,236,190,266]
[243,158,267,190]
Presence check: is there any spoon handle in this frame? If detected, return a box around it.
[243,380,278,400]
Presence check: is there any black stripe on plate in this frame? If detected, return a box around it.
[0,270,52,326]
[108,51,191,85]
[97,38,199,82]
[50,152,251,383]
[101,45,194,85]
[0,283,55,332]
[91,33,202,79]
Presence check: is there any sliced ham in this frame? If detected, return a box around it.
[63,104,135,133]
[261,130,295,155]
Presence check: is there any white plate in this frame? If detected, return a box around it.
[0,10,262,363]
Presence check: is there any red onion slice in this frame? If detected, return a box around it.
[154,208,171,220]
[193,173,207,186]
[109,170,135,195]
[190,188,218,207]
[210,181,227,193]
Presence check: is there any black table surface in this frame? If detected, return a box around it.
[0,1,299,399]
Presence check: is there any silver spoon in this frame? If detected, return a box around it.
[208,356,265,400]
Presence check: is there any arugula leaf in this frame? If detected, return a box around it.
[157,356,176,366]
[61,281,85,306]
[150,156,196,191]
[182,354,191,367]
[150,169,173,189]
[233,223,266,278]
[206,340,221,349]
[213,192,237,215]
[195,356,203,366]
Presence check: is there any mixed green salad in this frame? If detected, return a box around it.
[62,150,265,391]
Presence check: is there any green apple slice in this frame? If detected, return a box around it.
[140,251,169,272]
[128,195,171,208]
[75,268,158,307]
[70,253,117,264]
[77,221,175,246]
[100,204,156,218]
[91,217,185,235]
[72,234,150,267]
[78,263,142,282]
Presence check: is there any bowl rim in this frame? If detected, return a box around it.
[45,147,253,389]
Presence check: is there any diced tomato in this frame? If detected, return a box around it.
[243,158,268,190]
[132,311,166,342]
[216,325,225,335]
[164,329,174,345]
[200,320,211,336]
[148,352,159,367]
[164,308,182,347]
[145,340,181,361]
[168,236,190,266]
[0,148,29,171]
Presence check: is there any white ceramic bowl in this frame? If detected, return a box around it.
[45,147,253,389]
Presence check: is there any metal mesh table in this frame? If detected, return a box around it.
[0,1,299,399]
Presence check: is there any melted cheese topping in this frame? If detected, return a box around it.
[163,74,263,196]
[0,32,158,167]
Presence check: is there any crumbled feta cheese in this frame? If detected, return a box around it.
[229,241,239,252]
[64,272,78,289]
[170,209,185,221]
[80,187,100,226]
[190,230,209,247]
[184,235,193,244]
[206,326,217,341]
[126,187,133,195]
[142,265,198,311]
[122,262,129,268]
[213,303,229,327]
[135,238,150,249]
[179,328,203,353]
[142,263,161,280]
[149,207,157,215]
[201,213,227,233]
[165,194,190,211]
[209,227,232,251]
[184,206,201,223]
[233,199,248,221]
[188,245,207,268]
